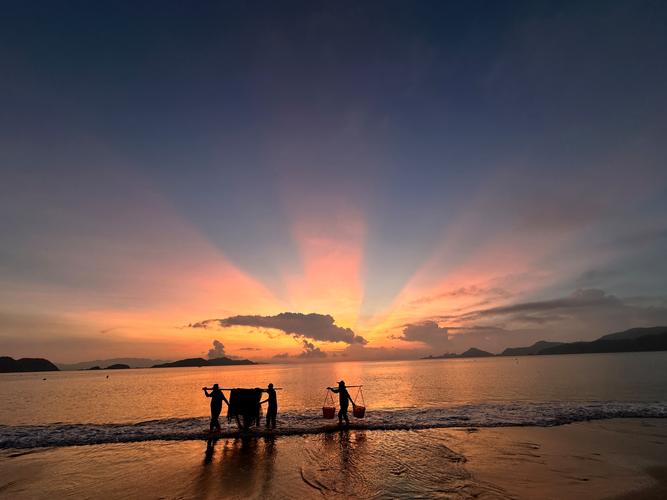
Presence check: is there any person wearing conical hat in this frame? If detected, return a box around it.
[328,380,356,426]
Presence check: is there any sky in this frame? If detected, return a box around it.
[1,1,667,363]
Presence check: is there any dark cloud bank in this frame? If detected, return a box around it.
[191,312,366,359]
[191,312,367,345]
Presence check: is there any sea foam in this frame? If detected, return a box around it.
[2,401,666,449]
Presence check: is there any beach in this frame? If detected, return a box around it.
[1,419,666,499]
[2,356,666,498]
[459,419,667,499]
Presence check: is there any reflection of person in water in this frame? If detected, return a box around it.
[261,383,278,429]
[204,437,216,463]
[328,380,356,426]
[203,383,229,432]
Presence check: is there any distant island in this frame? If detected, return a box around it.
[422,347,494,360]
[87,363,130,370]
[0,356,256,373]
[152,356,256,368]
[58,358,170,370]
[0,356,59,373]
[106,363,131,369]
[422,326,667,360]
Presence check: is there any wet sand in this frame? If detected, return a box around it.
[453,419,667,499]
[1,419,665,499]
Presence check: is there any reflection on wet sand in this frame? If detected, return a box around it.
[301,430,373,497]
[297,428,500,498]
[198,435,277,498]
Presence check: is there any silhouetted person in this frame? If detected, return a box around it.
[203,383,229,432]
[261,383,278,429]
[328,380,356,426]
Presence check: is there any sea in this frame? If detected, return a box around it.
[2,352,666,449]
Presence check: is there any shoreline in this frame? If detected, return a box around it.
[5,413,667,450]
[1,418,665,499]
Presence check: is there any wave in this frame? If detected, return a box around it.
[1,401,666,449]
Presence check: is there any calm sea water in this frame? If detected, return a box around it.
[1,352,667,448]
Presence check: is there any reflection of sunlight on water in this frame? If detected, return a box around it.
[2,353,666,427]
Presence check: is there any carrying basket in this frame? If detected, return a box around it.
[322,390,336,419]
[322,406,336,419]
[352,387,366,418]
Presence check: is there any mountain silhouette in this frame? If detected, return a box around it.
[501,327,667,356]
[596,326,667,342]
[0,356,59,373]
[501,341,564,356]
[152,356,256,368]
[539,329,667,355]
[460,347,494,357]
[422,347,493,359]
[57,358,170,370]
[422,327,667,360]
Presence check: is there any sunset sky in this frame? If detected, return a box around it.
[2,1,667,362]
